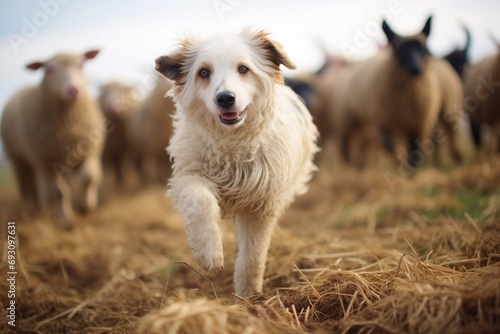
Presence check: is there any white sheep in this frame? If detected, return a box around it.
[98,81,139,189]
[1,50,105,228]
[128,74,175,185]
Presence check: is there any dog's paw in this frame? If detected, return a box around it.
[195,249,224,274]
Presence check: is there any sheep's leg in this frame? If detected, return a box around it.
[362,126,382,167]
[75,155,102,213]
[317,134,335,170]
[391,130,408,167]
[430,123,444,166]
[340,135,350,163]
[437,111,464,164]
[381,128,395,154]
[170,175,223,273]
[491,124,500,153]
[408,135,426,168]
[446,124,464,164]
[354,125,382,168]
[37,170,75,229]
[112,156,129,190]
[11,159,39,213]
[112,159,122,188]
[142,155,159,185]
[347,127,364,167]
[330,132,346,169]
[469,119,482,149]
[234,211,278,297]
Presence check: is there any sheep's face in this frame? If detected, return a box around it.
[382,16,432,77]
[443,26,471,78]
[99,83,138,119]
[393,39,428,76]
[26,50,99,102]
[444,50,468,77]
[155,28,296,129]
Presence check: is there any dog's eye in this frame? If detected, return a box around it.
[238,65,249,74]
[199,68,210,78]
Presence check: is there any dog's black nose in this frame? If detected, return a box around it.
[216,91,235,109]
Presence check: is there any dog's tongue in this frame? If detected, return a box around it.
[221,112,239,121]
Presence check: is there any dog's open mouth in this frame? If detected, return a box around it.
[219,109,246,125]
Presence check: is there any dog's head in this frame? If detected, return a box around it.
[155,28,295,128]
[382,16,432,76]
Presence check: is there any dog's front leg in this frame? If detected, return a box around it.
[169,175,224,273]
[234,211,278,297]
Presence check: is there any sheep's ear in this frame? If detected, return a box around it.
[421,16,432,37]
[26,62,44,70]
[461,24,471,53]
[254,30,296,70]
[382,20,397,43]
[155,54,184,81]
[84,50,100,60]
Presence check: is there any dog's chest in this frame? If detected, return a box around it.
[201,147,279,212]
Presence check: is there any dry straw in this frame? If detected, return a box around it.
[1,157,499,333]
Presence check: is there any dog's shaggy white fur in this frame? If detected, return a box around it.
[155,28,319,297]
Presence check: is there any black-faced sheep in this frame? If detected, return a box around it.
[98,81,139,189]
[128,74,175,185]
[337,16,463,171]
[1,50,104,228]
[463,37,500,152]
[444,25,471,78]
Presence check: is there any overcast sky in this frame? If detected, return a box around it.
[0,0,499,119]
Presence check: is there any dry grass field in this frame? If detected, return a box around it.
[0,155,499,333]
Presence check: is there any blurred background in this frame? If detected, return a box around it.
[0,0,499,162]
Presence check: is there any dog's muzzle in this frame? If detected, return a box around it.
[216,91,246,125]
[219,109,246,125]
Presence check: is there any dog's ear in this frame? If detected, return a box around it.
[254,31,296,70]
[251,30,296,84]
[155,53,184,81]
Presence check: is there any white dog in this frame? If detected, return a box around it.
[155,28,319,297]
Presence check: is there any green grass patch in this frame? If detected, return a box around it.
[422,191,493,221]
[376,205,391,222]
[330,204,366,229]
[0,163,14,188]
